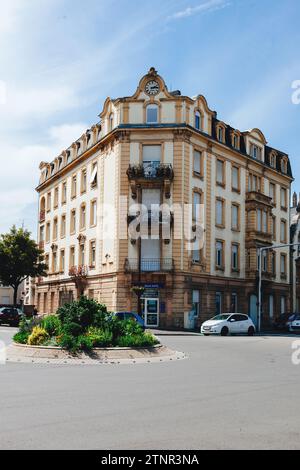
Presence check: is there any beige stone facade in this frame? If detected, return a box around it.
[35,68,293,328]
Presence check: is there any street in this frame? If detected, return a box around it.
[1,327,300,449]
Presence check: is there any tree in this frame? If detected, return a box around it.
[0,226,47,306]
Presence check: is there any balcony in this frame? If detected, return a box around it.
[127,163,174,200]
[127,162,174,180]
[127,210,174,226]
[124,258,174,273]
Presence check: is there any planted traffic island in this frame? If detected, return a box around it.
[8,297,186,365]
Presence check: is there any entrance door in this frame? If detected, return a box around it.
[144,298,159,327]
[249,294,258,328]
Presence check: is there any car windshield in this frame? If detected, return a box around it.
[211,314,231,321]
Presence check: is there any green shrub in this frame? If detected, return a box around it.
[57,296,108,331]
[41,315,61,336]
[19,316,40,334]
[13,331,30,344]
[27,326,49,346]
[56,334,79,353]
[77,335,93,352]
[86,327,113,347]
[116,332,158,348]
[62,321,82,337]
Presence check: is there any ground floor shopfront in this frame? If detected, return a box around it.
[35,271,291,330]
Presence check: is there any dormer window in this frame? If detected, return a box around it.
[217,126,224,143]
[281,157,288,174]
[250,144,261,160]
[146,104,158,124]
[270,152,277,169]
[231,132,240,150]
[195,111,201,130]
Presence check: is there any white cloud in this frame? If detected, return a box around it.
[169,0,231,20]
[0,123,88,233]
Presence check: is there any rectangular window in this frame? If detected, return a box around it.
[216,241,224,269]
[280,220,287,243]
[46,222,50,243]
[193,150,202,176]
[90,240,96,268]
[53,218,58,240]
[79,244,85,266]
[280,296,286,314]
[71,175,77,198]
[231,293,238,313]
[193,191,202,221]
[257,209,262,232]
[231,204,239,230]
[192,290,200,317]
[60,249,65,272]
[216,198,224,227]
[61,181,67,204]
[61,214,66,238]
[90,200,97,227]
[70,209,76,234]
[142,145,161,176]
[90,162,98,187]
[47,192,51,211]
[80,204,86,230]
[262,211,268,233]
[269,182,276,204]
[280,254,287,276]
[146,104,158,124]
[232,166,239,190]
[81,169,87,194]
[54,187,59,208]
[281,187,287,209]
[69,246,75,268]
[232,244,239,270]
[215,292,222,315]
[52,251,57,273]
[216,159,224,185]
[272,216,276,240]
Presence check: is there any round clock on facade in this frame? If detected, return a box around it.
[145,80,160,95]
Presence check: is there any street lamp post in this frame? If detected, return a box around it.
[258,242,300,332]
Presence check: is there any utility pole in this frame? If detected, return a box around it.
[258,242,300,332]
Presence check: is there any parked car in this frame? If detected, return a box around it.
[0,307,23,327]
[201,313,256,336]
[273,313,299,331]
[113,311,145,330]
[289,314,300,333]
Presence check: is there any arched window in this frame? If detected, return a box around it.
[195,111,201,130]
[146,104,158,124]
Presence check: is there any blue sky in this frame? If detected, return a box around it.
[0,0,299,236]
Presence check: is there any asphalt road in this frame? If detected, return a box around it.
[1,326,300,450]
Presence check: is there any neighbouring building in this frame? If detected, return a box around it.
[23,277,36,312]
[0,283,25,307]
[291,192,300,312]
[35,67,293,328]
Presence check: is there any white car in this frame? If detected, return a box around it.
[289,314,300,333]
[201,313,256,336]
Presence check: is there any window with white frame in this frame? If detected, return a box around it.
[216,199,224,226]
[232,244,239,270]
[146,104,158,124]
[216,241,224,268]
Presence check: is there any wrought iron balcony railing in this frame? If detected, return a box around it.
[124,258,174,273]
[127,162,174,180]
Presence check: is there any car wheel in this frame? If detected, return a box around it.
[221,327,229,336]
[203,334,210,337]
[248,326,255,336]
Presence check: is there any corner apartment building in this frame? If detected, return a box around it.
[36,67,293,328]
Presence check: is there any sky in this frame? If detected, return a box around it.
[0,0,299,237]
